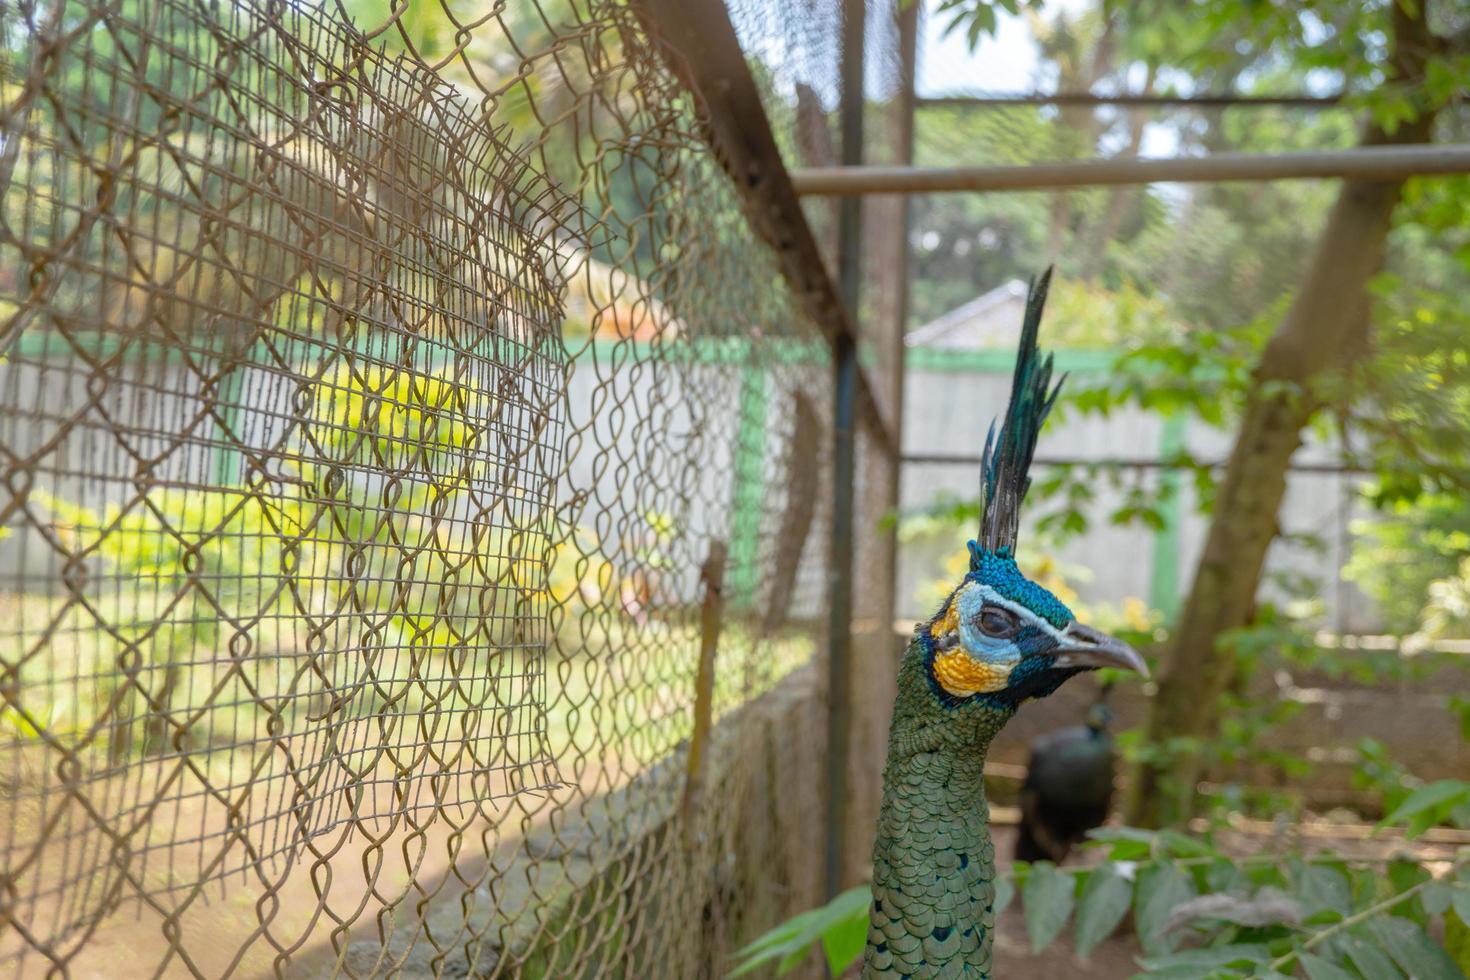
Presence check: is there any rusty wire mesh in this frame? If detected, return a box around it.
[0,1,858,975]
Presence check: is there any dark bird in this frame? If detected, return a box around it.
[1013,689,1118,865]
[863,270,1148,979]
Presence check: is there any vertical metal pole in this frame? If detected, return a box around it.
[825,340,857,901]
[894,2,918,332]
[884,0,918,506]
[825,0,864,902]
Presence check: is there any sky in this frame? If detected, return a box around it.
[916,1,1183,163]
[730,0,1180,161]
[917,0,1091,98]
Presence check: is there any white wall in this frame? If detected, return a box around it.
[896,362,1379,632]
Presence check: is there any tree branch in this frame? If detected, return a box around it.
[1267,856,1468,973]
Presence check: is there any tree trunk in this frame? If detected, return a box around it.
[1124,2,1438,828]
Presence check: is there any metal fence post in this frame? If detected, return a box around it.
[825,0,865,902]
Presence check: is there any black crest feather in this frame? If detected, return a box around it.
[974,268,1065,563]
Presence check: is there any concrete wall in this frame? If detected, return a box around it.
[0,338,831,622]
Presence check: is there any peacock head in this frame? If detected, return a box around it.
[920,269,1146,717]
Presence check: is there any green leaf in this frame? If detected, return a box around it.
[1342,929,1405,979]
[775,945,810,975]
[1206,858,1247,894]
[994,873,1015,916]
[820,911,868,977]
[1074,865,1133,959]
[968,4,997,43]
[1452,882,1470,926]
[730,908,818,961]
[1088,826,1156,861]
[1299,952,1359,980]
[1023,861,1075,953]
[1446,905,1470,977]
[1137,942,1271,973]
[1159,829,1212,858]
[1424,881,1454,917]
[1409,807,1447,840]
[1369,915,1464,980]
[1126,968,1250,980]
[1297,864,1353,918]
[729,933,807,975]
[728,885,869,977]
[1450,697,1470,742]
[1136,863,1197,956]
[1380,781,1470,834]
[1388,860,1433,924]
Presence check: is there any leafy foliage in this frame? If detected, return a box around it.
[728,823,1470,979]
[1020,860,1075,952]
[930,0,1044,51]
[727,885,871,977]
[1344,492,1470,635]
[1378,782,1470,841]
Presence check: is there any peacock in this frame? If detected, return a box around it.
[1013,691,1117,866]
[864,269,1147,979]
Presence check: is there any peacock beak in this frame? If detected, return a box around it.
[1051,622,1149,678]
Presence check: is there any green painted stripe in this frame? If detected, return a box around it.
[211,365,247,485]
[904,346,1117,373]
[1148,413,1187,618]
[4,329,190,364]
[726,361,768,608]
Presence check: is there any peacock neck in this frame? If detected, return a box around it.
[863,639,1010,980]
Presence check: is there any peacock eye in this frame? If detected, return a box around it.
[976,604,1020,639]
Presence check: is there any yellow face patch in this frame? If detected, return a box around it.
[929,598,960,640]
[932,649,1011,697]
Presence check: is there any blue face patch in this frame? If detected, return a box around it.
[954,585,1023,663]
[965,543,1073,629]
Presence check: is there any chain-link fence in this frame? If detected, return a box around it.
[0,1,901,975]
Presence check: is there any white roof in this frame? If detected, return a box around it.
[905,279,1029,350]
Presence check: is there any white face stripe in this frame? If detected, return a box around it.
[965,583,1072,643]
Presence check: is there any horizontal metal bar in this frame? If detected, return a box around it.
[918,92,1343,109]
[902,453,1371,475]
[791,143,1470,196]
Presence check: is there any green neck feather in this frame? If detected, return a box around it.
[864,635,1012,980]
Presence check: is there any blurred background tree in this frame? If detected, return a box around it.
[910,0,1470,829]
